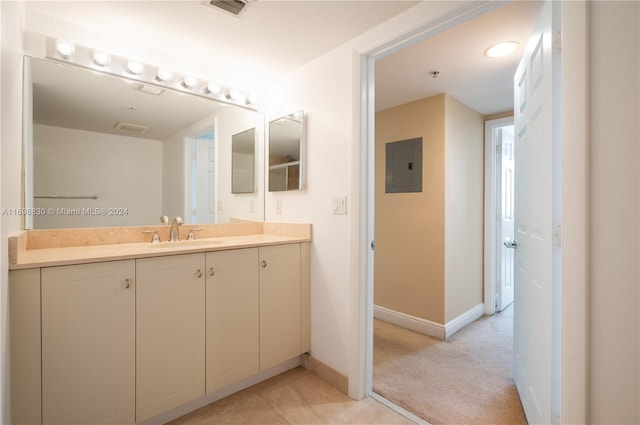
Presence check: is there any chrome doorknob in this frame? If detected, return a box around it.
[504,240,518,249]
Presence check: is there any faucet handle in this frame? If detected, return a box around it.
[143,229,161,244]
[174,216,183,225]
[160,215,169,225]
[187,228,203,241]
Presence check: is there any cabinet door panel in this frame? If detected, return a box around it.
[136,253,205,422]
[11,269,42,425]
[259,244,301,370]
[42,260,135,425]
[206,248,259,393]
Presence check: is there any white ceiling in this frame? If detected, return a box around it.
[26,1,543,127]
[376,1,543,115]
[25,1,420,85]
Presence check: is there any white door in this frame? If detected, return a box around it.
[195,133,216,224]
[512,1,558,423]
[498,125,515,311]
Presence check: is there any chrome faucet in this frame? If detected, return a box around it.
[160,215,183,242]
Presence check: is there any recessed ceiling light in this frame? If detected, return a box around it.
[484,41,519,58]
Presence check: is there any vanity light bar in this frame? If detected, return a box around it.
[45,37,259,110]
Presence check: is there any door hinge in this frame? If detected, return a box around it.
[370,240,375,251]
[553,224,561,247]
[553,30,562,54]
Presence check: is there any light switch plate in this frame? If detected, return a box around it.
[332,196,347,215]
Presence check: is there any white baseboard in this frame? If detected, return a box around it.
[374,305,446,340]
[444,303,484,339]
[374,303,485,340]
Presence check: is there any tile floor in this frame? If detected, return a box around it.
[168,367,415,425]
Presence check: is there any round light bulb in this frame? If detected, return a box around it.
[206,82,222,95]
[92,51,111,67]
[484,41,519,58]
[226,89,244,101]
[182,75,199,89]
[126,59,145,75]
[55,39,76,58]
[245,93,258,105]
[156,69,174,82]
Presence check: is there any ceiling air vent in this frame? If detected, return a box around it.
[208,0,251,16]
[114,121,149,134]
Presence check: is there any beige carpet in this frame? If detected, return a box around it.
[373,306,527,425]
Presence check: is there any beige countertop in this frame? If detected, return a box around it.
[9,222,311,270]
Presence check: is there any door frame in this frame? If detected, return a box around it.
[353,1,588,423]
[484,116,514,316]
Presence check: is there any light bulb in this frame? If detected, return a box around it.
[126,59,144,75]
[226,89,244,101]
[206,82,222,95]
[55,39,76,59]
[245,93,258,105]
[156,69,174,82]
[92,51,111,67]
[484,41,519,58]
[182,75,199,89]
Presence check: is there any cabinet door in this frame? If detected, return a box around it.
[136,253,205,422]
[42,260,135,425]
[11,269,41,425]
[259,244,302,371]
[206,248,259,393]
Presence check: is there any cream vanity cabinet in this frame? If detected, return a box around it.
[205,244,310,392]
[9,241,309,425]
[41,260,136,425]
[259,243,304,370]
[205,248,260,393]
[135,253,206,422]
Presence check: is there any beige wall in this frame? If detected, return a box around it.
[588,2,639,423]
[374,93,483,325]
[444,95,484,322]
[374,94,446,323]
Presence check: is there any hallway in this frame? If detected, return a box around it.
[373,307,526,425]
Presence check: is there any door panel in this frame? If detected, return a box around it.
[513,1,556,423]
[498,125,516,311]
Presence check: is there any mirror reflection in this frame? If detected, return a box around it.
[25,57,265,229]
[268,111,304,192]
[231,128,256,194]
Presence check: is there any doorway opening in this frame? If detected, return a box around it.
[484,117,516,316]
[360,1,558,424]
[187,127,216,225]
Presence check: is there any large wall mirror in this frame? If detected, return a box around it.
[268,111,304,192]
[24,56,265,229]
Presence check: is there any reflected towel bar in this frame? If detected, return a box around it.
[34,195,99,200]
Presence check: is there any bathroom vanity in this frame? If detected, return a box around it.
[9,222,311,425]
